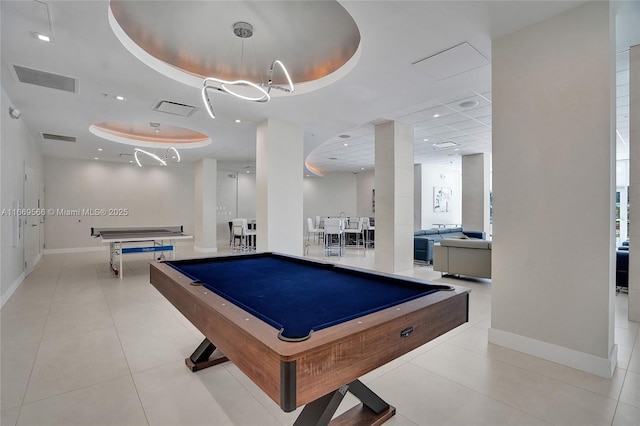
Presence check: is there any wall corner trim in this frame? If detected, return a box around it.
[1,271,26,308]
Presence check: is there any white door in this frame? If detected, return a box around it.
[24,164,41,274]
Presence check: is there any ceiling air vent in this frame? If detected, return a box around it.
[152,100,197,117]
[14,65,78,93]
[433,141,459,149]
[42,133,76,142]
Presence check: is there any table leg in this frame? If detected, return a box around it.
[185,338,229,372]
[293,379,394,426]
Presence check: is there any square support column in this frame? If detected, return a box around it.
[462,153,491,235]
[629,44,640,321]
[194,159,217,253]
[489,1,617,378]
[256,119,303,256]
[374,121,414,273]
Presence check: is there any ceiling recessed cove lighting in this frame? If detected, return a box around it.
[459,100,478,108]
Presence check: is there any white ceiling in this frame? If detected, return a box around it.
[1,1,637,175]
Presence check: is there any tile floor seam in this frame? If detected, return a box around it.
[403,355,554,426]
[410,341,621,423]
[15,257,65,412]
[218,364,287,426]
[446,335,630,402]
[17,372,133,408]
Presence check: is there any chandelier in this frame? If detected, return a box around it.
[134,147,181,167]
[201,22,294,119]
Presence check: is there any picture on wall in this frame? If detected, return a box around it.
[434,187,452,212]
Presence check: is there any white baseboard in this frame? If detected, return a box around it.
[488,328,617,379]
[1,271,25,309]
[194,246,218,253]
[44,246,106,254]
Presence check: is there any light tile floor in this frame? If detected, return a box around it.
[1,245,639,426]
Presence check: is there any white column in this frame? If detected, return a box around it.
[629,44,640,322]
[489,1,617,377]
[374,121,414,273]
[414,164,423,230]
[462,153,491,234]
[256,118,303,255]
[194,159,217,252]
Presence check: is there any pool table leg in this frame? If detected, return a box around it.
[293,379,395,426]
[185,338,229,372]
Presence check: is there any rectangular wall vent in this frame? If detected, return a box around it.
[152,100,197,117]
[14,65,78,93]
[42,133,76,142]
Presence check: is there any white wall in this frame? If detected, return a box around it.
[1,87,44,305]
[237,172,256,219]
[356,170,375,218]
[194,159,217,252]
[303,172,358,223]
[44,157,195,250]
[216,171,238,245]
[215,171,257,246]
[419,165,462,229]
[462,153,491,234]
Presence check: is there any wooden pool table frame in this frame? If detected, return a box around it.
[150,253,469,426]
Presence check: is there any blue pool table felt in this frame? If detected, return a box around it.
[166,255,446,341]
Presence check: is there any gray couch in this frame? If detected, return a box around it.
[414,227,485,263]
[433,238,492,279]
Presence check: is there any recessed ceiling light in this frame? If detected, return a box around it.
[361,167,364,170]
[129,160,133,163]
[154,128,160,133]
[246,170,250,173]
[98,148,103,151]
[115,95,125,101]
[433,114,440,118]
[94,157,99,160]
[306,174,310,177]
[235,119,241,123]
[459,100,478,108]
[36,33,50,42]
[339,134,350,139]
[343,143,348,146]
[423,138,429,142]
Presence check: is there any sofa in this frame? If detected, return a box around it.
[433,238,492,279]
[414,227,485,263]
[617,241,629,289]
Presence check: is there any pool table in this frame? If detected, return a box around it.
[150,252,469,426]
